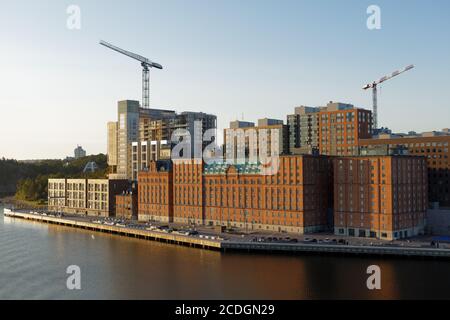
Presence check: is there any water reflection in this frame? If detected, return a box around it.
[1,205,450,299]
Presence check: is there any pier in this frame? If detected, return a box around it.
[5,209,450,259]
[3,210,221,250]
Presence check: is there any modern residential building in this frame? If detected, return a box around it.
[333,155,427,240]
[107,100,217,180]
[359,130,450,207]
[287,102,372,156]
[74,145,86,159]
[48,178,129,217]
[138,160,173,222]
[113,100,140,180]
[318,102,372,156]
[66,178,87,212]
[224,118,288,163]
[176,111,218,158]
[287,106,320,155]
[131,140,171,181]
[48,179,67,210]
[107,121,118,171]
[131,111,216,180]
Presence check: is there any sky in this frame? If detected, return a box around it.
[0,0,449,160]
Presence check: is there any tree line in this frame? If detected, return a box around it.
[0,154,108,203]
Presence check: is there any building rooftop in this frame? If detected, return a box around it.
[368,128,450,140]
[204,162,262,175]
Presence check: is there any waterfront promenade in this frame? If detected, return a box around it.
[5,209,450,259]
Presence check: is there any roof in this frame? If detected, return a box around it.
[203,162,262,175]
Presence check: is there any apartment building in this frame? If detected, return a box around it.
[359,130,450,207]
[203,155,332,233]
[107,100,217,180]
[106,100,141,180]
[319,102,372,156]
[224,119,288,163]
[66,179,88,213]
[116,191,138,220]
[172,159,204,225]
[138,160,173,222]
[107,121,118,171]
[131,140,171,181]
[333,156,427,240]
[48,178,129,217]
[287,106,320,155]
[137,155,332,234]
[287,102,372,156]
[48,179,67,210]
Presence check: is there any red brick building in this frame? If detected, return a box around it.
[172,159,204,225]
[318,102,372,156]
[359,133,450,207]
[333,155,427,240]
[137,160,173,222]
[116,191,138,220]
[203,155,332,233]
[138,156,332,234]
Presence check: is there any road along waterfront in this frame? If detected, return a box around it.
[5,209,450,259]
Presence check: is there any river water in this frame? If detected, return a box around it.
[0,205,449,299]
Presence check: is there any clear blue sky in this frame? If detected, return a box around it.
[1,0,449,159]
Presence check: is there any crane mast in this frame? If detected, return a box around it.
[363,64,414,130]
[100,40,163,109]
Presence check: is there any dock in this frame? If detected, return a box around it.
[3,209,221,250]
[4,209,450,259]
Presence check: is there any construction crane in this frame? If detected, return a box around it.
[100,40,163,109]
[363,64,414,130]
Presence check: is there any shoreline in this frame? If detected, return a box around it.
[4,209,450,260]
[0,196,46,209]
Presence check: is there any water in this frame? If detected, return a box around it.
[1,204,449,300]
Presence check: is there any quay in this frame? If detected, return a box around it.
[3,209,221,250]
[4,209,450,259]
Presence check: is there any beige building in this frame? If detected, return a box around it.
[107,121,118,170]
[66,179,87,212]
[48,179,67,210]
[131,140,171,181]
[224,119,288,163]
[48,178,129,217]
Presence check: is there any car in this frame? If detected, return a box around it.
[188,230,199,236]
[288,238,298,243]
